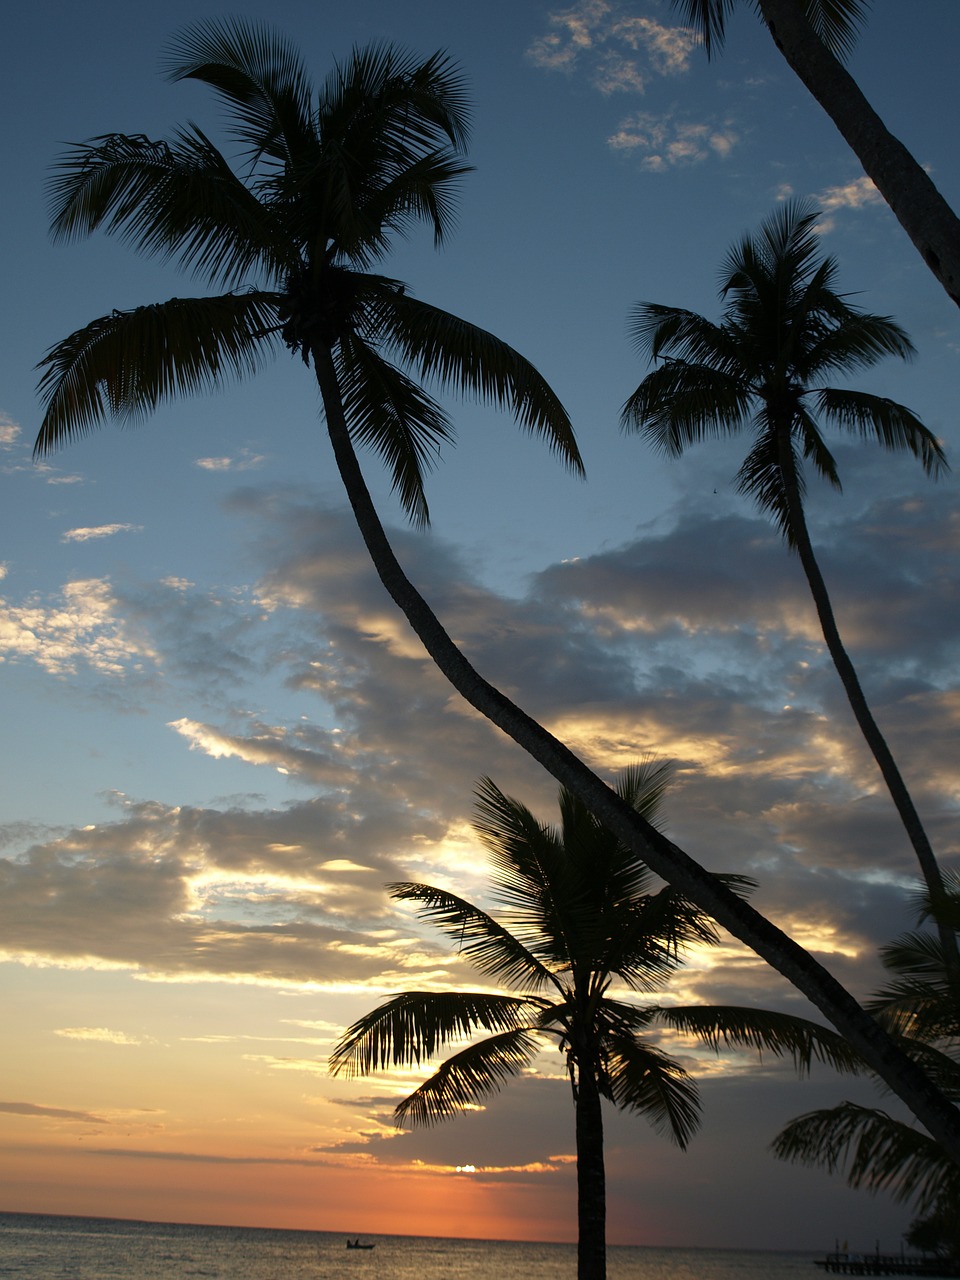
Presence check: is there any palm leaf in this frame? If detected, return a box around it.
[387,881,559,992]
[621,361,753,453]
[801,310,916,379]
[773,1101,960,1213]
[794,403,842,491]
[376,293,583,473]
[47,130,284,288]
[329,990,535,1077]
[315,45,470,260]
[471,778,582,971]
[814,388,948,476]
[604,887,718,991]
[395,1027,542,1126]
[164,18,315,170]
[335,331,454,527]
[35,293,280,454]
[735,422,802,539]
[604,1034,701,1148]
[627,303,742,373]
[655,1004,864,1073]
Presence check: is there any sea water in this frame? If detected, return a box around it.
[0,1212,819,1279]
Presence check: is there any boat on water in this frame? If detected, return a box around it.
[346,1239,375,1250]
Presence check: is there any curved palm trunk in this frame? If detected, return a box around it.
[774,429,960,985]
[756,0,960,309]
[308,342,960,1161]
[575,1065,606,1280]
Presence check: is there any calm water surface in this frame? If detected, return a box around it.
[0,1212,819,1279]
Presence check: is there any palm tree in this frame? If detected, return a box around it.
[773,886,960,1250]
[31,20,960,1154]
[622,200,955,974]
[331,761,861,1280]
[670,0,960,310]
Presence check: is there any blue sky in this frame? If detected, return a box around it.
[1,0,959,1251]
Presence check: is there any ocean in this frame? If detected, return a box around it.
[0,1212,820,1279]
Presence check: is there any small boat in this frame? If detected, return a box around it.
[346,1239,375,1250]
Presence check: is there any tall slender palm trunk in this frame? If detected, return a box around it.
[575,1066,607,1280]
[756,0,960,309]
[775,427,960,984]
[309,341,960,1161]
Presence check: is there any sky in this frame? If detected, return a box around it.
[2,0,959,1254]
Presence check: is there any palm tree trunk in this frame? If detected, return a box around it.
[575,1066,606,1280]
[309,341,960,1161]
[775,428,960,984]
[756,0,960,309]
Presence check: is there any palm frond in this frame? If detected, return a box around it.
[667,0,738,57]
[655,1005,865,1074]
[605,887,718,991]
[164,18,315,170]
[329,990,535,1077]
[47,130,284,287]
[35,293,280,455]
[621,361,753,454]
[814,388,948,477]
[316,45,470,258]
[801,310,916,379]
[395,1027,542,1127]
[339,151,472,266]
[335,331,454,527]
[387,882,558,992]
[605,1034,701,1148]
[627,302,741,371]
[376,294,583,474]
[471,776,576,966]
[794,404,842,491]
[773,1102,960,1213]
[735,424,800,540]
[797,0,870,61]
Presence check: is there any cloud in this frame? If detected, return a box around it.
[3,482,955,1021]
[0,415,22,447]
[608,111,738,166]
[61,523,142,543]
[195,450,266,472]
[168,717,357,787]
[817,176,883,212]
[53,1026,145,1045]
[0,577,160,677]
[528,2,698,91]
[805,176,885,233]
[0,1100,108,1123]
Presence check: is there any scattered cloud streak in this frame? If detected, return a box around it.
[195,450,266,473]
[528,1,698,88]
[528,4,741,170]
[61,523,142,543]
[0,1100,108,1123]
[53,1026,145,1045]
[608,111,738,167]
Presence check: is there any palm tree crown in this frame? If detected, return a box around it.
[35,19,582,526]
[623,200,952,967]
[774,885,960,1248]
[623,199,944,542]
[331,761,858,1280]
